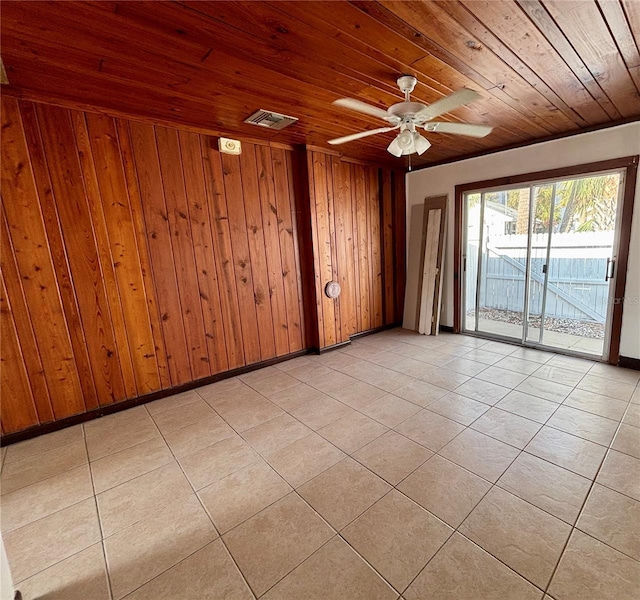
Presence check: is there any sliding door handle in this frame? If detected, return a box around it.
[605,258,615,281]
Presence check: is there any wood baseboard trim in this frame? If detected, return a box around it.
[315,340,352,354]
[619,356,640,371]
[2,323,406,445]
[0,349,309,447]
[311,322,404,354]
[349,321,403,340]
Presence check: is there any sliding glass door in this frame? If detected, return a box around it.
[462,170,624,359]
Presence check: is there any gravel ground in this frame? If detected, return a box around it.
[468,308,605,339]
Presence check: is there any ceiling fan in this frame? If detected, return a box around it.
[328,75,493,157]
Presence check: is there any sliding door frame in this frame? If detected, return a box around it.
[454,155,638,365]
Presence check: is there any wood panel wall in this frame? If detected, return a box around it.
[0,97,405,436]
[0,96,308,435]
[306,150,406,348]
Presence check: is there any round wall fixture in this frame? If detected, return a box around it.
[324,281,341,299]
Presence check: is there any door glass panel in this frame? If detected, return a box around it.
[525,184,555,344]
[475,188,529,340]
[462,171,623,359]
[536,173,622,356]
[463,192,481,331]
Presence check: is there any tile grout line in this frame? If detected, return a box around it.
[400,434,541,594]
[3,329,637,597]
[387,349,636,593]
[199,335,637,555]
[146,405,260,600]
[36,352,632,589]
[88,407,224,600]
[388,335,634,593]
[0,439,88,494]
[541,397,640,596]
[183,367,451,596]
[5,426,112,595]
[90,402,258,600]
[221,353,544,596]
[106,409,189,600]
[90,443,176,496]
[429,382,636,531]
[289,367,560,596]
[86,421,116,600]
[5,357,615,508]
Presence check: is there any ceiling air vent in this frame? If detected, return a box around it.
[244,109,298,130]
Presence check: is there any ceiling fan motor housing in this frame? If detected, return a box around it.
[397,75,417,95]
[388,102,428,121]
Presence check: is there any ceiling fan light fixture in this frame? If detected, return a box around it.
[413,133,431,155]
[396,129,414,150]
[387,136,404,158]
[331,76,492,159]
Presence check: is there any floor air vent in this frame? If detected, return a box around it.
[244,109,298,130]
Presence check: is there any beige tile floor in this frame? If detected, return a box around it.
[1,328,639,599]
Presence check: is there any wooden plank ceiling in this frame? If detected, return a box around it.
[1,0,639,167]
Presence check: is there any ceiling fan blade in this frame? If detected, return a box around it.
[415,88,482,122]
[424,122,493,138]
[333,98,390,120]
[328,126,398,145]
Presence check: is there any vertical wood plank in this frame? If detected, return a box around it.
[71,111,138,399]
[0,213,54,423]
[2,98,409,433]
[330,156,346,343]
[342,161,357,338]
[256,145,290,357]
[35,103,126,406]
[201,141,245,368]
[353,163,370,332]
[178,130,229,374]
[307,151,325,348]
[220,152,262,364]
[368,166,384,328]
[85,113,162,395]
[0,278,39,432]
[326,157,342,343]
[18,101,100,412]
[332,157,356,340]
[155,125,211,380]
[349,163,362,334]
[0,98,86,419]
[239,147,277,360]
[115,118,171,389]
[311,152,337,347]
[128,120,192,385]
[282,148,309,351]
[381,168,395,324]
[418,209,443,334]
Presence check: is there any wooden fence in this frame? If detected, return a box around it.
[465,233,612,323]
